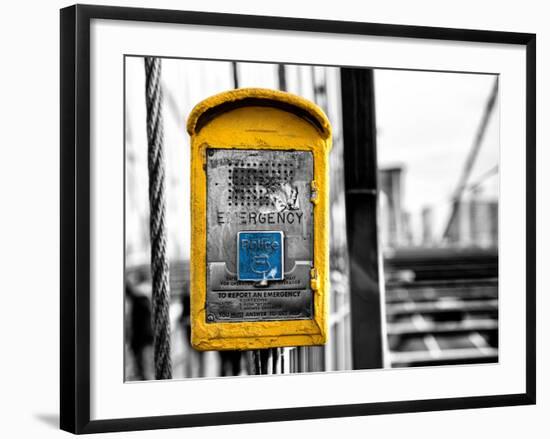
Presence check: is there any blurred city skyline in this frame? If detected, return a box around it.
[375,69,498,244]
[126,58,498,264]
[124,57,499,380]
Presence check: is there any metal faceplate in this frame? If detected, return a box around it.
[206,148,314,323]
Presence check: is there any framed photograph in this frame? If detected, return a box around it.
[60,4,536,434]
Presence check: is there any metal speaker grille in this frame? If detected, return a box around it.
[227,161,296,207]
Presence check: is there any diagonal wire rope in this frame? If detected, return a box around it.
[443,77,499,239]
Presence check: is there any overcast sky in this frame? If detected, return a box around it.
[125,58,499,260]
[374,69,499,241]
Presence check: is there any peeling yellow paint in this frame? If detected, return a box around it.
[187,88,332,351]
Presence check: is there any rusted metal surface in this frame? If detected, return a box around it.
[206,148,314,322]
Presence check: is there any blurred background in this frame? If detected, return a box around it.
[125,57,499,381]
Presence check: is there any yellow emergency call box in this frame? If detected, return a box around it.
[187,88,332,351]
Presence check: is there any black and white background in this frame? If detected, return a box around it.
[125,57,500,381]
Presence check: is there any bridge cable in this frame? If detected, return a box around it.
[144,57,172,380]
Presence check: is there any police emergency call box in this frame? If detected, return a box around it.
[187,88,332,351]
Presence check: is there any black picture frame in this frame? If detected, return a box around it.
[60,4,536,434]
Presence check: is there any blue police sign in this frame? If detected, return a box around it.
[237,231,284,281]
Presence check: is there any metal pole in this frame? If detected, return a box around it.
[278,64,287,92]
[341,68,385,369]
[231,62,239,89]
[253,349,262,375]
